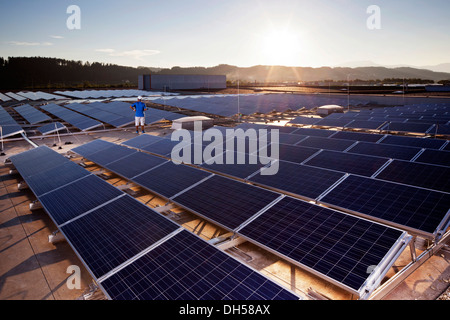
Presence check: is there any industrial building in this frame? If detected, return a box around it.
[138,74,227,91]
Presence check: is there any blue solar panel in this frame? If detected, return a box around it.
[414,149,450,167]
[249,161,345,199]
[100,230,299,300]
[261,144,320,164]
[39,174,124,226]
[379,135,446,150]
[61,195,180,279]
[72,139,116,157]
[172,175,282,231]
[375,160,450,193]
[38,122,66,135]
[331,131,385,143]
[320,175,450,237]
[122,134,165,149]
[105,152,168,179]
[85,144,137,167]
[381,122,434,134]
[133,161,213,199]
[345,120,387,130]
[292,128,336,137]
[304,150,389,177]
[297,136,356,151]
[239,197,407,295]
[347,142,422,161]
[14,104,51,124]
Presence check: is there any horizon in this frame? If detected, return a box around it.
[1,1,450,70]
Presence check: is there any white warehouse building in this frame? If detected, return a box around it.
[138,74,227,91]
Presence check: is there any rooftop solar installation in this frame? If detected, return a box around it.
[345,120,387,130]
[0,93,12,102]
[64,103,133,128]
[100,230,300,300]
[38,122,66,135]
[238,196,410,298]
[14,104,52,124]
[320,175,450,238]
[414,149,450,167]
[5,92,27,101]
[61,194,180,279]
[248,160,346,200]
[172,175,282,231]
[374,160,450,193]
[346,142,422,161]
[304,150,390,177]
[296,136,357,152]
[379,135,446,150]
[133,161,213,199]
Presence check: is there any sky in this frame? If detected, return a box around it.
[0,0,449,69]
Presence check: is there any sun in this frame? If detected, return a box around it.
[262,29,303,66]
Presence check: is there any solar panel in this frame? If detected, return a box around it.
[304,150,390,177]
[9,146,69,178]
[345,120,387,130]
[0,106,25,138]
[320,175,450,238]
[84,144,137,167]
[201,150,267,179]
[105,152,168,179]
[71,139,115,157]
[414,149,450,167]
[249,161,345,200]
[133,161,213,199]
[379,135,446,150]
[435,124,450,135]
[239,197,409,297]
[347,142,422,161]
[289,117,321,125]
[100,230,300,300]
[260,144,320,164]
[314,118,353,128]
[38,122,66,135]
[122,134,165,149]
[330,131,385,143]
[41,104,102,131]
[297,136,356,152]
[39,174,124,226]
[292,127,336,138]
[172,175,282,231]
[61,195,180,279]
[24,161,91,197]
[375,160,450,193]
[381,122,434,134]
[14,104,52,124]
[141,138,183,157]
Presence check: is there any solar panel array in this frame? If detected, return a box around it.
[38,122,67,135]
[0,105,25,138]
[0,93,12,102]
[14,104,52,125]
[70,135,418,298]
[292,103,450,135]
[15,91,67,101]
[40,103,103,131]
[54,89,178,100]
[64,102,133,128]
[10,145,300,301]
[149,94,360,117]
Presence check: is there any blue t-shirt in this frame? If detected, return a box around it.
[132,102,147,117]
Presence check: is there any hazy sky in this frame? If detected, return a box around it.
[1,0,449,68]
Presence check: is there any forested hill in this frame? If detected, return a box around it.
[1,56,450,90]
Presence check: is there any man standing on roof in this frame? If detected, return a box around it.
[130,96,147,134]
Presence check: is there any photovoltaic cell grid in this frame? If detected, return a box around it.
[64,103,134,128]
[239,197,409,295]
[11,146,300,300]
[172,175,282,231]
[38,122,66,135]
[320,175,450,237]
[100,230,300,300]
[375,160,450,193]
